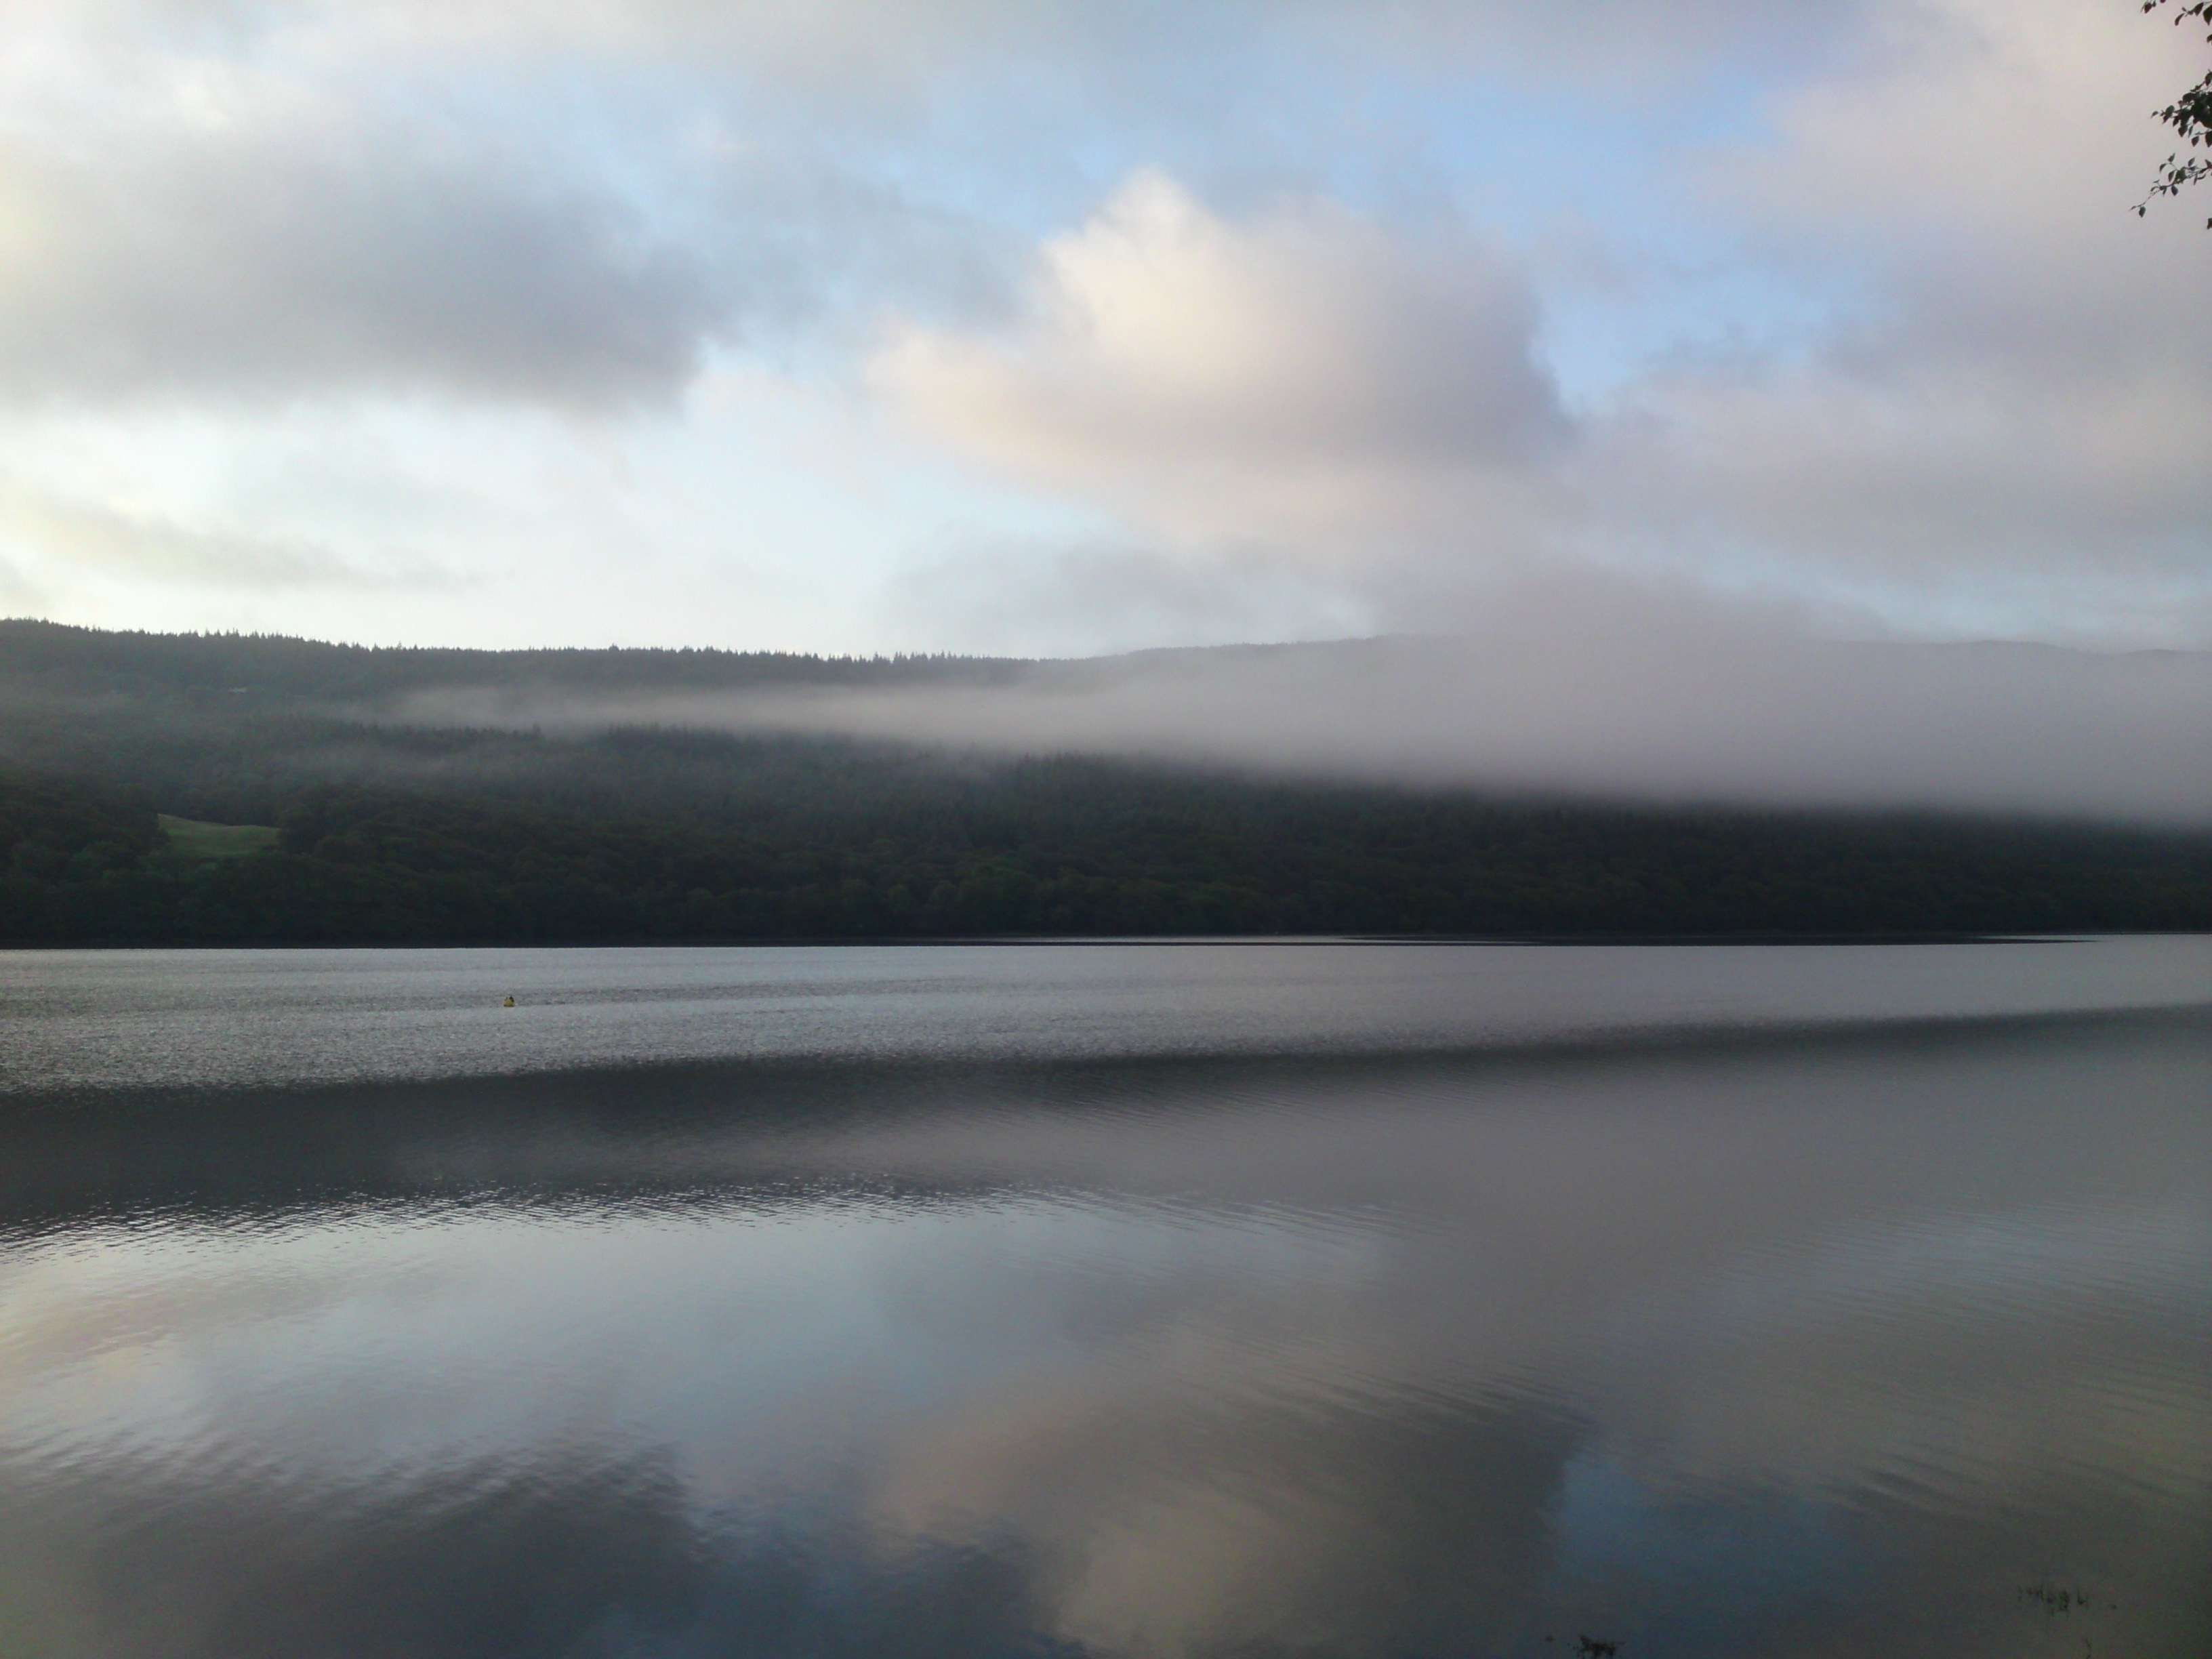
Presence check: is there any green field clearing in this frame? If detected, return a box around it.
[159,815,282,859]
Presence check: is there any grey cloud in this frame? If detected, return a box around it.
[0,5,1031,409]
[1576,363,2212,622]
[0,125,727,406]
[1595,0,2212,614]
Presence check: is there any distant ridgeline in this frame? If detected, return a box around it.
[2,619,2207,945]
[0,615,1021,700]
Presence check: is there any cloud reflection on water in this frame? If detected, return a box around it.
[0,1017,2205,1658]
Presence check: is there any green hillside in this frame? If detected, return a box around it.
[158,815,283,860]
[3,622,2207,945]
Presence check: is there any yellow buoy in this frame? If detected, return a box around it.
[502,996,516,1008]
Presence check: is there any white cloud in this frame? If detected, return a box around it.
[873,173,1570,566]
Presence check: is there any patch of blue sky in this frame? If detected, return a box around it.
[1369,59,1877,404]
[1541,266,1878,414]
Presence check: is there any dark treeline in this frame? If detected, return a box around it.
[3,621,2209,945]
[0,616,1025,703]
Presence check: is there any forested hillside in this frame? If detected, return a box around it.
[0,616,1017,701]
[4,621,2207,944]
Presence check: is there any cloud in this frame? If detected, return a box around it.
[1572,0,2212,631]
[1578,361,2212,643]
[863,1,2211,643]
[45,0,1874,88]
[874,173,1571,564]
[0,477,430,589]
[0,1,1024,411]
[0,119,726,407]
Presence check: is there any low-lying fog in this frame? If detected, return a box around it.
[390,595,2211,824]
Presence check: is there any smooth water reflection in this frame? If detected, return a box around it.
[1,958,2207,1658]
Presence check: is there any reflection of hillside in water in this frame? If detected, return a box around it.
[1,1016,2206,1658]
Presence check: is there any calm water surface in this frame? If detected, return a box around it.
[1,941,2207,1658]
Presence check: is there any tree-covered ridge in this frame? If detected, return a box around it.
[3,619,2207,945]
[0,617,1027,703]
[5,746,2207,945]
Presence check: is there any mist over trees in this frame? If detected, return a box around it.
[3,621,2207,945]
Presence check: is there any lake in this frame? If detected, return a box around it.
[1,940,2207,1658]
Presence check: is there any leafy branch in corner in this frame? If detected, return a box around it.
[2140,1,2212,225]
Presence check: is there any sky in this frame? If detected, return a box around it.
[0,0,2205,658]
